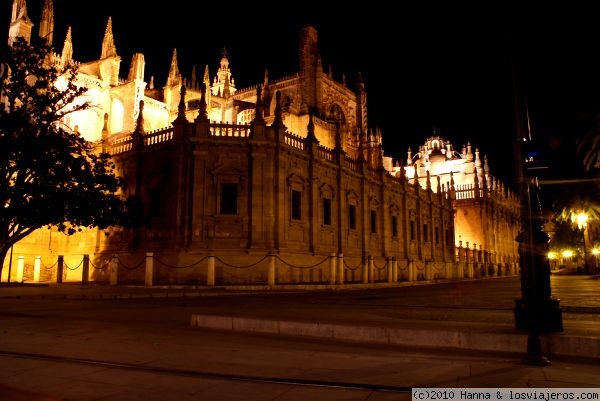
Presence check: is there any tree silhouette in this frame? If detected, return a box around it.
[0,38,131,276]
[576,112,600,173]
[551,180,600,226]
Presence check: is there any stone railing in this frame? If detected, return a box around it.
[209,123,251,137]
[284,131,305,150]
[145,127,174,145]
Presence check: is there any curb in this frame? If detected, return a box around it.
[190,314,600,360]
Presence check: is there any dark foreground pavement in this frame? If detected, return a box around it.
[0,275,599,400]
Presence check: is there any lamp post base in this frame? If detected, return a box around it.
[514,297,563,333]
[522,331,552,366]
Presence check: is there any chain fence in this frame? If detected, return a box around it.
[1,251,515,286]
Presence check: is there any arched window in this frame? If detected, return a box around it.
[328,104,346,124]
[111,99,125,133]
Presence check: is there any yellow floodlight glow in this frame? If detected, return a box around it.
[547,251,557,260]
[592,248,600,256]
[562,250,574,258]
[572,211,589,230]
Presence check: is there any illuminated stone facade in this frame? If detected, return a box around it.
[2,0,520,284]
[393,135,521,266]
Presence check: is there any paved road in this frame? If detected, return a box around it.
[0,275,599,400]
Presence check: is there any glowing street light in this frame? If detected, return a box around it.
[572,211,589,230]
[561,249,574,271]
[547,251,558,271]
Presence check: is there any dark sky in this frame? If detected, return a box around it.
[3,1,600,189]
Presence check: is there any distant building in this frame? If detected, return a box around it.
[394,135,521,271]
[2,0,520,284]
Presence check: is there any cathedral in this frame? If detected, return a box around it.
[2,0,521,285]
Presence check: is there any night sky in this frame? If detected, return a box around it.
[3,1,600,192]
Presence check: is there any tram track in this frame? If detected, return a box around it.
[0,349,412,395]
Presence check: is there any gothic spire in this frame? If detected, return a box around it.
[202,64,211,106]
[8,0,33,45]
[11,0,27,23]
[356,70,368,139]
[166,48,181,87]
[134,100,145,135]
[101,113,109,153]
[481,168,488,193]
[100,17,117,59]
[356,71,364,89]
[60,26,73,67]
[128,53,145,81]
[466,141,473,161]
[39,0,54,45]
[307,112,316,142]
[174,85,187,123]
[203,64,210,85]
[195,83,208,122]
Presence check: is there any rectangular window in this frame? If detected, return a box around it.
[220,183,238,215]
[435,227,440,244]
[349,204,356,230]
[323,198,331,226]
[392,215,398,237]
[370,210,377,234]
[423,223,429,242]
[291,189,302,220]
[445,228,451,246]
[410,220,415,240]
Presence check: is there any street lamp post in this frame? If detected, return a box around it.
[510,35,563,365]
[512,138,564,365]
[513,169,552,365]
